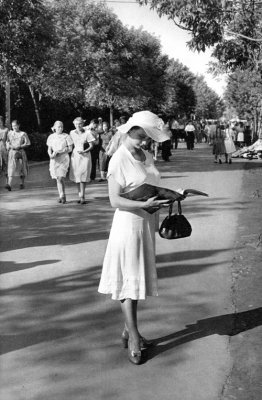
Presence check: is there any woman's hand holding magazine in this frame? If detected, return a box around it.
[120,183,208,214]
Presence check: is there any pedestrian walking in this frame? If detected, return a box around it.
[161,138,172,161]
[224,124,236,164]
[5,120,31,191]
[207,120,217,145]
[98,111,175,365]
[0,116,8,181]
[89,119,101,181]
[47,121,73,203]
[213,123,226,164]
[69,117,95,204]
[98,121,112,182]
[170,117,180,149]
[184,121,195,150]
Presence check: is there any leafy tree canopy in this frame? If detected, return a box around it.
[139,0,262,72]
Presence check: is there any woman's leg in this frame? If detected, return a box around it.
[20,175,25,188]
[6,175,12,190]
[57,177,65,199]
[80,182,86,202]
[120,299,140,353]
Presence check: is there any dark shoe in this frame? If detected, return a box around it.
[127,340,142,365]
[20,184,25,189]
[61,196,66,204]
[219,159,222,164]
[77,199,81,204]
[58,198,62,203]
[80,198,87,204]
[5,184,11,191]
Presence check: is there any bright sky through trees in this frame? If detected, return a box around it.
[106,0,226,96]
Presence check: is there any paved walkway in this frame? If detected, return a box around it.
[0,144,260,400]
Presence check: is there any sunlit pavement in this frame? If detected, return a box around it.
[0,143,261,400]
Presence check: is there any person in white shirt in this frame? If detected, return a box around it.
[184,121,195,150]
[170,117,180,149]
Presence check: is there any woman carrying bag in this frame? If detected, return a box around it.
[98,111,184,365]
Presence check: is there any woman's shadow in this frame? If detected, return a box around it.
[146,307,262,361]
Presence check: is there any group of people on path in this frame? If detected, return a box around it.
[47,117,119,204]
[209,121,251,164]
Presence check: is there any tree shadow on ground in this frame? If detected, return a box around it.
[0,198,113,252]
[0,265,111,356]
[0,259,60,274]
[146,307,262,361]
[0,247,228,356]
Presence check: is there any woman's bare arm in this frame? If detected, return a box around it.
[108,176,169,211]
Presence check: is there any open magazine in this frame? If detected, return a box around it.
[120,183,208,214]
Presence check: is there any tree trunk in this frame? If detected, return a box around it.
[109,105,114,127]
[5,76,11,129]
[28,84,42,132]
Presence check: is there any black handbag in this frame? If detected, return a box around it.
[159,201,192,239]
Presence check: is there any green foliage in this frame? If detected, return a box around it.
[26,131,49,161]
[193,75,224,119]
[0,0,54,77]
[225,69,262,119]
[0,0,223,131]
[139,0,262,72]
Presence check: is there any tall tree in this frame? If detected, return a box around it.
[139,0,262,72]
[225,69,262,138]
[0,0,54,128]
[193,75,224,119]
[161,59,196,117]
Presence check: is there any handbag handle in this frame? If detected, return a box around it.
[168,200,182,217]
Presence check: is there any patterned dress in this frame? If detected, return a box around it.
[98,144,161,300]
[46,133,73,179]
[7,130,30,177]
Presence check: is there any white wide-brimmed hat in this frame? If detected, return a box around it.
[118,111,171,142]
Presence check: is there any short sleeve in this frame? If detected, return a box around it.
[85,130,96,143]
[107,153,125,187]
[66,135,73,146]
[23,132,31,146]
[46,134,53,147]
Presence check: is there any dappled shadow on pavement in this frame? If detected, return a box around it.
[146,307,262,361]
[156,248,233,278]
[0,265,109,356]
[0,246,231,356]
[0,259,60,274]
[0,195,113,252]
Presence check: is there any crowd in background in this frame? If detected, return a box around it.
[0,113,259,200]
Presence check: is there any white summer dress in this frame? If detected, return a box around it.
[47,133,73,179]
[69,129,95,183]
[98,144,161,300]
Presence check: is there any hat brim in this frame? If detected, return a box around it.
[118,121,171,143]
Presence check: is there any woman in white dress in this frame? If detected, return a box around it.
[47,121,73,203]
[98,111,174,365]
[224,124,236,164]
[69,117,95,204]
[6,120,31,191]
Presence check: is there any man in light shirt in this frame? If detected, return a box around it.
[184,121,195,150]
